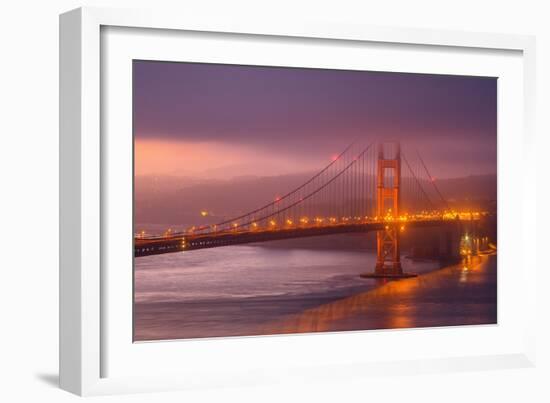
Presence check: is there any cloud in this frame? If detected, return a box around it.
[135,139,327,179]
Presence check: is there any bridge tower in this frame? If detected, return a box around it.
[362,142,417,279]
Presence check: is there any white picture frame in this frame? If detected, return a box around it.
[59,6,537,396]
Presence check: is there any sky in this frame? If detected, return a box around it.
[133,60,497,179]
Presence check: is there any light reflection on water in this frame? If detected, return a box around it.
[134,238,496,341]
[260,254,497,335]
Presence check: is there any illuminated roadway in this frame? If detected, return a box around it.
[135,213,485,257]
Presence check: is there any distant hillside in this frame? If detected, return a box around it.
[436,174,496,201]
[135,173,496,227]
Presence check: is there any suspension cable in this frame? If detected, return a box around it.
[416,150,450,210]
[219,143,374,232]
[402,152,436,211]
[206,139,359,230]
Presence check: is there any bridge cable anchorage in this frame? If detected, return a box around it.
[402,152,436,211]
[200,139,360,234]
[416,149,451,211]
[220,142,375,233]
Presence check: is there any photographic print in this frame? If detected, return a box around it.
[133,61,497,342]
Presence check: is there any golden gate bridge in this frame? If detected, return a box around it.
[135,141,486,278]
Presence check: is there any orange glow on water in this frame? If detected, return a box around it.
[260,254,494,335]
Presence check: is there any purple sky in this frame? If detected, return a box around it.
[133,60,497,179]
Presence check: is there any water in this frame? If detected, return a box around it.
[261,253,497,335]
[134,234,454,341]
[135,245,442,305]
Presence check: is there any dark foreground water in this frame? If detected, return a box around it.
[134,235,496,341]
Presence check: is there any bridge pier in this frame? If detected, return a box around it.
[439,224,462,261]
[360,224,417,279]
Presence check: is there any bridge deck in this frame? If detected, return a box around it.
[134,219,469,257]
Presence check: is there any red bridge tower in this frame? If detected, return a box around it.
[362,142,417,279]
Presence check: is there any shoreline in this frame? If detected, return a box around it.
[260,253,496,336]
